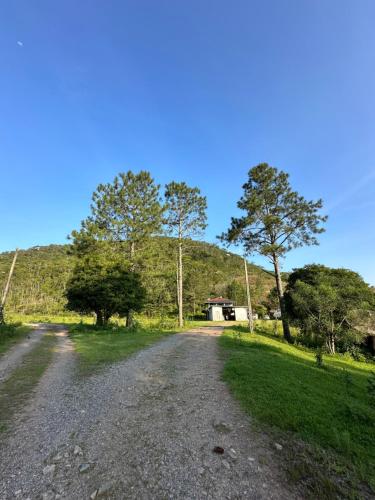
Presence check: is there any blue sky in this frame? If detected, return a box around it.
[1,0,374,284]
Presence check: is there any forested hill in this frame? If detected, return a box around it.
[0,240,275,317]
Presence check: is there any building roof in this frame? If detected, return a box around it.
[205,297,233,304]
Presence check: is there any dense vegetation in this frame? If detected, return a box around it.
[0,245,72,315]
[285,264,375,354]
[0,240,275,318]
[220,325,375,497]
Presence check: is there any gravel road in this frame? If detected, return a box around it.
[0,327,298,499]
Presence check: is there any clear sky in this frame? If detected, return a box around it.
[1,0,374,284]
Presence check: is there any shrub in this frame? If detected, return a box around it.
[0,323,21,337]
[348,345,367,363]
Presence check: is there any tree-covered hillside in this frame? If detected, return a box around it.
[0,240,275,317]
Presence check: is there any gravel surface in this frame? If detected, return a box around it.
[0,324,54,383]
[0,327,298,499]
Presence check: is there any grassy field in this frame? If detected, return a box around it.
[220,326,375,497]
[6,312,209,328]
[36,316,260,375]
[5,311,265,330]
[0,333,57,433]
[5,312,256,329]
[69,323,176,374]
[6,312,96,325]
[0,323,32,356]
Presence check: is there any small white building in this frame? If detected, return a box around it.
[204,297,258,322]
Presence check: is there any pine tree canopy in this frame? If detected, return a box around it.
[220,163,327,260]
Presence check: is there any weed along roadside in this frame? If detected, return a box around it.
[219,325,375,496]
[0,323,33,357]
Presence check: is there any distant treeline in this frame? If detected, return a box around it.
[0,240,275,317]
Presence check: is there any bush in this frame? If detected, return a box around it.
[155,317,178,330]
[296,328,322,349]
[0,323,22,336]
[348,346,367,363]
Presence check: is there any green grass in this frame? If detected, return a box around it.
[0,333,57,433]
[5,312,270,331]
[220,326,375,497]
[69,323,175,374]
[6,312,96,325]
[7,312,208,328]
[0,323,32,356]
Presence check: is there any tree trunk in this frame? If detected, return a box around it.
[326,333,335,354]
[126,313,133,328]
[126,309,134,327]
[243,257,254,333]
[178,239,183,328]
[272,254,292,343]
[126,241,136,327]
[96,310,104,326]
[104,311,111,325]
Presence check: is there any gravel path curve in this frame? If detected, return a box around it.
[0,327,298,500]
[0,324,56,383]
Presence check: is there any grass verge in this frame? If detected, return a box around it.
[219,326,375,498]
[69,324,175,375]
[0,333,56,433]
[0,323,32,357]
[6,312,96,325]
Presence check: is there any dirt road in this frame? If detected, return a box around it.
[0,324,54,383]
[0,327,297,499]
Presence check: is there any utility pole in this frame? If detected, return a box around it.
[0,248,19,324]
[243,256,254,333]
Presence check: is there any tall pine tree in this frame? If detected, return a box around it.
[164,182,207,327]
[220,163,327,342]
[72,170,164,325]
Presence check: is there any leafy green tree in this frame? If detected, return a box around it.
[226,280,247,305]
[164,182,207,327]
[220,163,327,342]
[71,170,164,325]
[66,255,145,326]
[262,287,280,315]
[284,264,375,353]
